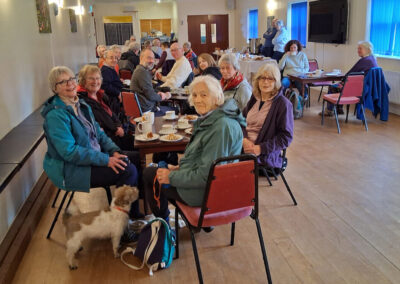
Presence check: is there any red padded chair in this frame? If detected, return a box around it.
[119,69,132,80]
[121,92,142,123]
[174,154,272,284]
[321,72,368,134]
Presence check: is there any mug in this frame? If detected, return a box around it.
[165,110,175,118]
[161,124,175,133]
[178,118,189,128]
[143,111,154,124]
[137,121,152,135]
[315,69,323,76]
[290,51,298,56]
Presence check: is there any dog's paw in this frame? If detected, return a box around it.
[69,265,78,270]
[114,252,120,258]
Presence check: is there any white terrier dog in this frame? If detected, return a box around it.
[62,185,139,269]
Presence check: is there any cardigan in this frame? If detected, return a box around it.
[242,88,294,168]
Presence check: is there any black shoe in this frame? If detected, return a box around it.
[202,226,214,233]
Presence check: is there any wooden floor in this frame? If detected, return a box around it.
[13,89,400,284]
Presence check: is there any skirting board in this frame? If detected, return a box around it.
[0,173,54,283]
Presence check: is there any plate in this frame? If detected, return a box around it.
[136,133,159,142]
[159,129,177,135]
[176,124,191,130]
[162,115,178,120]
[184,128,193,135]
[184,115,198,121]
[159,134,184,142]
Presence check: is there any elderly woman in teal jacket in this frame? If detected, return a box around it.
[143,75,246,223]
[42,66,141,217]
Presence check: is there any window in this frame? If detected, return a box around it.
[370,0,400,58]
[291,2,307,47]
[248,9,258,39]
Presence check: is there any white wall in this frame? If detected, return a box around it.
[93,1,175,45]
[0,0,96,140]
[175,0,236,48]
[235,0,400,73]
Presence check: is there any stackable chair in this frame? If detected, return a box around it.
[174,154,273,284]
[47,186,112,239]
[259,149,297,206]
[121,91,143,123]
[321,72,367,134]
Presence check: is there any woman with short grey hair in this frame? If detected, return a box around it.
[142,75,246,223]
[218,53,252,111]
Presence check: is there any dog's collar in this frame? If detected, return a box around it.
[113,206,129,215]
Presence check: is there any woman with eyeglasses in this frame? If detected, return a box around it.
[77,65,135,151]
[41,66,142,220]
[242,63,294,169]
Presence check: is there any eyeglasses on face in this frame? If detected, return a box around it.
[258,76,275,82]
[55,77,77,87]
[87,76,102,81]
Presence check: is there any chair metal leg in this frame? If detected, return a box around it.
[255,218,273,284]
[47,191,69,239]
[175,207,180,259]
[270,168,278,180]
[260,168,272,186]
[345,105,350,123]
[280,172,297,206]
[104,186,112,205]
[321,100,325,125]
[190,229,204,284]
[65,191,75,209]
[361,104,368,131]
[51,188,61,208]
[318,86,324,102]
[333,105,341,134]
[230,222,235,246]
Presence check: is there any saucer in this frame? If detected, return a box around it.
[136,133,159,142]
[162,115,178,120]
[177,124,191,130]
[159,129,177,135]
[160,134,184,142]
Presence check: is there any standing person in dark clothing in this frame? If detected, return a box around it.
[120,42,141,73]
[262,18,278,58]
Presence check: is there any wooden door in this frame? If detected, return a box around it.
[188,15,229,55]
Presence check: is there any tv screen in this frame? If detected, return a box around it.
[308,0,348,44]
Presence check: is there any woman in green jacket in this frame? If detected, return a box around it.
[143,75,246,222]
[42,66,140,216]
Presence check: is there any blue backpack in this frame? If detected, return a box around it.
[121,218,175,275]
[285,87,303,119]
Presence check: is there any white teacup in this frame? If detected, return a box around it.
[178,118,190,128]
[161,124,175,134]
[137,121,152,135]
[315,69,323,76]
[165,111,175,119]
[143,111,154,124]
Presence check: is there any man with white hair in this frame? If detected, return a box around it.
[156,42,192,89]
[120,42,141,72]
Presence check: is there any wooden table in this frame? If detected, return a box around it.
[288,73,345,99]
[134,116,191,168]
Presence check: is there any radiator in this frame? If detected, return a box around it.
[384,70,400,104]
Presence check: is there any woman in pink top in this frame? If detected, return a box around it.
[242,63,294,168]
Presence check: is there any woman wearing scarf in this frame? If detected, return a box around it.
[219,53,252,111]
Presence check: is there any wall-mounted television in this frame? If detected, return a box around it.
[308,0,348,44]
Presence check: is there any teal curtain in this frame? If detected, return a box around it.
[291,2,307,46]
[370,0,400,57]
